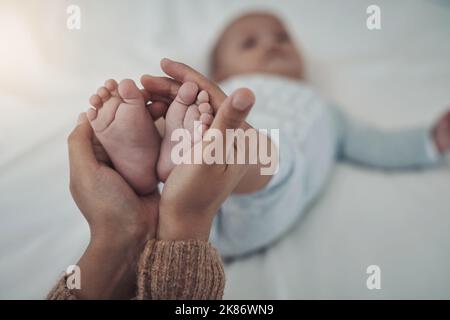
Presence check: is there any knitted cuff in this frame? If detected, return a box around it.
[136,239,225,300]
[46,274,77,300]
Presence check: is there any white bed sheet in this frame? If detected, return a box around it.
[0,0,450,299]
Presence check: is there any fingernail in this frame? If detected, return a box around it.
[232,93,252,111]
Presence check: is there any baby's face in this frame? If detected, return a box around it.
[212,13,303,82]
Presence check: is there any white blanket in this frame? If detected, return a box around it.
[0,0,449,299]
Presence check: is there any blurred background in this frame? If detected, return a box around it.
[1,0,450,299]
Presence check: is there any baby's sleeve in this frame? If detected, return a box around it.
[330,106,443,170]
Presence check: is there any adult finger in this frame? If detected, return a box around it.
[140,88,151,103]
[140,75,181,101]
[146,101,169,120]
[160,58,227,110]
[199,88,255,168]
[208,88,255,134]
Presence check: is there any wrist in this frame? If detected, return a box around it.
[89,215,154,245]
[158,202,214,241]
[90,227,149,253]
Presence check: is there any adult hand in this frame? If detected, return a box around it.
[141,58,275,194]
[68,113,159,241]
[67,113,160,299]
[157,88,256,241]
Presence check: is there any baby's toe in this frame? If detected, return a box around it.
[87,92,121,132]
[87,106,98,121]
[196,90,209,104]
[200,113,214,126]
[198,102,213,115]
[104,79,119,96]
[177,82,199,105]
[118,79,144,105]
[97,86,111,102]
[89,94,103,109]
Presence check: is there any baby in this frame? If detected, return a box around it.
[206,12,450,257]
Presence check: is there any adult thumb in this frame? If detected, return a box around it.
[209,88,255,134]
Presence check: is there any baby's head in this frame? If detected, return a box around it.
[211,12,304,82]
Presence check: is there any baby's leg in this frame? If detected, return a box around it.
[88,79,160,195]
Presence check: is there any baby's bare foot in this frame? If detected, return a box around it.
[88,79,160,195]
[157,82,214,182]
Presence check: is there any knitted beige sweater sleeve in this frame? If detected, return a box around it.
[46,239,225,300]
